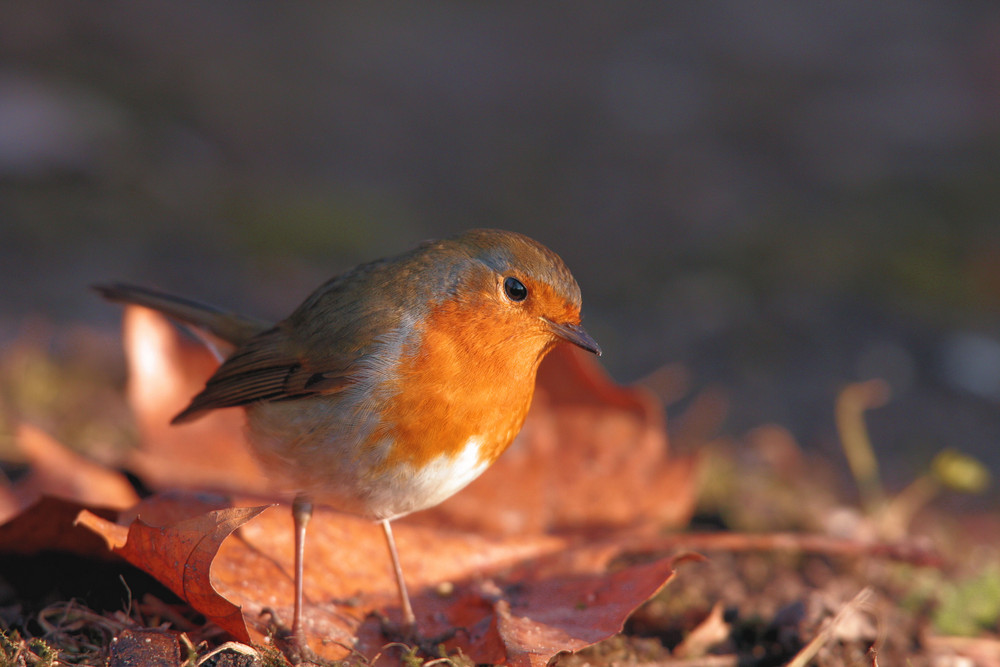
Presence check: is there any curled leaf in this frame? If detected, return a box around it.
[76,498,271,643]
[6,424,138,522]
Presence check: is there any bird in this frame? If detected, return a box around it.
[95,228,600,651]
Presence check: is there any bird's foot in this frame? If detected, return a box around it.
[260,607,320,665]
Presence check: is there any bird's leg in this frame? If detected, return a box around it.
[291,494,313,648]
[380,518,416,630]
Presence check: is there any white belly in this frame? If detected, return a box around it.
[246,397,490,521]
[364,435,490,520]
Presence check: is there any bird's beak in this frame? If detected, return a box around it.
[544,319,602,356]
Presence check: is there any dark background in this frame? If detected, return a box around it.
[2,3,1000,502]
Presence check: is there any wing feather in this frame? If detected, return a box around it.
[170,252,427,423]
[171,327,354,423]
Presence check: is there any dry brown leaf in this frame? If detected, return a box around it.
[78,500,271,643]
[483,547,682,667]
[122,306,271,495]
[222,498,574,657]
[0,495,118,558]
[2,424,139,523]
[68,492,682,664]
[0,487,18,527]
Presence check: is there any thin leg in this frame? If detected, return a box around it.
[291,494,313,646]
[380,519,416,629]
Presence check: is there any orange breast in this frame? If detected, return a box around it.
[373,296,546,474]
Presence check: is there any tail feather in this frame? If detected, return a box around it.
[94,282,271,346]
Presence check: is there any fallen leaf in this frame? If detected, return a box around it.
[122,306,271,495]
[77,501,270,644]
[5,424,139,522]
[69,492,682,664]
[0,495,118,558]
[484,547,682,667]
[0,487,18,527]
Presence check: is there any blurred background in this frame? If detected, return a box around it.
[2,3,999,504]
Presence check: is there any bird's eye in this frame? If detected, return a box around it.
[503,277,528,302]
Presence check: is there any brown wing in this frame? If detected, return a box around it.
[169,248,433,424]
[171,326,354,423]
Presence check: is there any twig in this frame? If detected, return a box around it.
[633,532,942,567]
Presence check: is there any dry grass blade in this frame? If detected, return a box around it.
[672,602,728,659]
[195,640,261,666]
[835,380,890,512]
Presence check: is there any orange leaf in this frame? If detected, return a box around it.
[77,499,271,643]
[73,492,682,664]
[4,424,139,522]
[227,508,681,663]
[0,496,119,558]
[122,306,271,495]
[218,500,568,656]
[470,548,681,667]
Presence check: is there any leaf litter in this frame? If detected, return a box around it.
[0,307,996,665]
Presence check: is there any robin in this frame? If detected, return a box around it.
[96,228,600,650]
